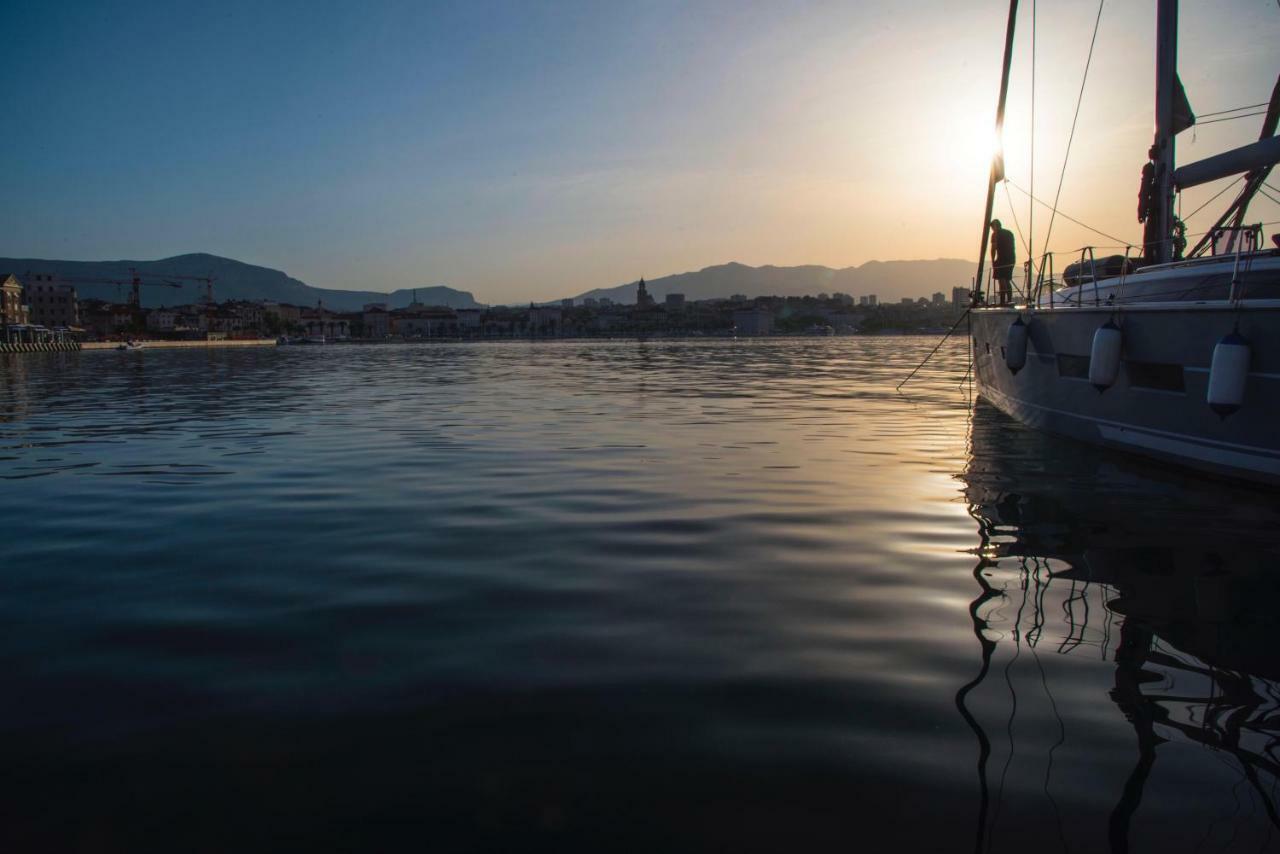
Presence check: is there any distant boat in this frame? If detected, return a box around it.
[968,0,1280,486]
[115,340,143,351]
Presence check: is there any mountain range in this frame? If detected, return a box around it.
[571,259,976,305]
[0,253,480,311]
[0,253,976,310]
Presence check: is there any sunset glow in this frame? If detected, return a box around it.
[1,0,1276,302]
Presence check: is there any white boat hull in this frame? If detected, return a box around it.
[971,302,1280,486]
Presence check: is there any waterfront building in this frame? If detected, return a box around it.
[528,305,563,336]
[146,309,179,333]
[79,299,135,340]
[952,286,970,307]
[867,294,878,306]
[210,310,249,335]
[298,306,351,340]
[455,308,482,332]
[24,275,80,330]
[228,301,265,329]
[599,298,614,307]
[172,305,211,333]
[561,298,574,309]
[263,302,303,325]
[363,304,391,338]
[901,297,915,305]
[732,308,773,336]
[932,291,946,305]
[665,293,685,309]
[393,307,457,338]
[583,297,598,308]
[1,274,30,333]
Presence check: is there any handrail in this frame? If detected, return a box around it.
[1116,246,1132,304]
[1087,247,1100,307]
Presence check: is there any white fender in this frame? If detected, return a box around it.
[1005,316,1028,374]
[1207,331,1250,417]
[1088,321,1122,391]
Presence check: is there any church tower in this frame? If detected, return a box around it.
[636,277,654,308]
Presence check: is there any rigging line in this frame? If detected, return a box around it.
[1003,178,1128,244]
[1196,101,1268,119]
[1029,0,1037,276]
[1001,180,1033,257]
[1183,175,1245,222]
[1259,187,1280,207]
[1040,0,1106,279]
[1195,110,1268,126]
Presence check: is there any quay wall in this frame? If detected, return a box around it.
[1,341,81,354]
[80,339,278,352]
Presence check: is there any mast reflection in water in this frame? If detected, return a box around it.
[959,399,1280,853]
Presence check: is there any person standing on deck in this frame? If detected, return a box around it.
[990,219,1016,305]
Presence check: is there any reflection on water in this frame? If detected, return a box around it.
[962,400,1280,853]
[0,340,1277,852]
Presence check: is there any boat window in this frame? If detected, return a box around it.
[1127,361,1185,392]
[1056,354,1090,379]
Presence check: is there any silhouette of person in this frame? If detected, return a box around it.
[990,220,1016,306]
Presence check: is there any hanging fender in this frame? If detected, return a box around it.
[1207,331,1250,418]
[1088,321,1122,391]
[1005,316,1028,374]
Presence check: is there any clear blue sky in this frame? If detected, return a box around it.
[3,0,1276,302]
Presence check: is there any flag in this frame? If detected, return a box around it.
[1173,74,1196,135]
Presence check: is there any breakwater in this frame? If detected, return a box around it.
[80,338,278,351]
[0,341,81,354]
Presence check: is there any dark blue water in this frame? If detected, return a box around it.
[2,339,1278,852]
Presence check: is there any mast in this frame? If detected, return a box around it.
[1149,0,1178,264]
[974,0,1020,303]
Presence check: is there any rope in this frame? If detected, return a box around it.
[1195,110,1268,126]
[1003,179,1129,245]
[1183,176,1245,222]
[1195,101,1268,119]
[1001,180,1033,257]
[1040,0,1106,272]
[896,308,972,391]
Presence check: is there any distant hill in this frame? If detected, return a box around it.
[0,253,480,310]
[570,259,976,305]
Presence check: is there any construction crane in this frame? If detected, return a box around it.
[147,271,217,305]
[34,268,182,308]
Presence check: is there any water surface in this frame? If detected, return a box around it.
[2,339,1277,852]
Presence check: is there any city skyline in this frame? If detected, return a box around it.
[3,0,1277,304]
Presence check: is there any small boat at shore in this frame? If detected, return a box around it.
[115,340,144,352]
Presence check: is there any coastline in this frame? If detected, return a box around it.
[79,338,279,351]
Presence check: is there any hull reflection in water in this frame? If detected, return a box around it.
[959,400,1280,853]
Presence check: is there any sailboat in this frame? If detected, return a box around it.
[969,0,1280,486]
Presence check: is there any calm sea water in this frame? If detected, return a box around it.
[2,338,1278,853]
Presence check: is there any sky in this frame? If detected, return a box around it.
[2,0,1277,303]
